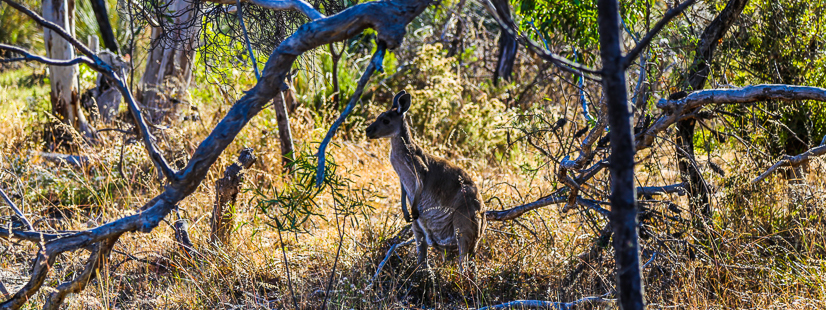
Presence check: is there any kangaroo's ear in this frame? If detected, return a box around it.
[391,90,407,110]
[397,93,411,113]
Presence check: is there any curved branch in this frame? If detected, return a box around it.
[752,144,826,183]
[316,44,386,186]
[0,45,93,67]
[637,84,826,151]
[1,0,432,308]
[622,0,697,68]
[657,84,826,111]
[479,0,602,80]
[0,188,33,231]
[479,295,615,310]
[204,0,325,20]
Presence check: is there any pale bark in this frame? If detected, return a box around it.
[137,0,200,124]
[43,0,94,141]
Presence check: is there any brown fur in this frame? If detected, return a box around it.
[366,91,486,271]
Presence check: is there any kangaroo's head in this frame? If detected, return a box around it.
[365,90,411,139]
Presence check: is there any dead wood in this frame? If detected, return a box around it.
[210,148,257,245]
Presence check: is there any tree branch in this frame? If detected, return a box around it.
[316,43,386,186]
[0,188,33,231]
[637,183,686,196]
[478,295,615,310]
[622,0,697,68]
[0,228,68,243]
[205,0,325,20]
[479,0,602,80]
[637,84,826,151]
[1,0,432,307]
[657,84,826,111]
[0,45,93,67]
[0,0,178,183]
[752,144,826,183]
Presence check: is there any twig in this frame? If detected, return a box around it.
[752,144,826,183]
[478,294,615,310]
[276,218,299,310]
[236,0,261,80]
[205,0,325,20]
[316,43,386,186]
[0,187,33,230]
[321,205,346,309]
[622,0,697,68]
[0,44,93,66]
[364,238,414,291]
[643,251,657,269]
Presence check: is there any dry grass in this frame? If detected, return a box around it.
[3,50,826,310]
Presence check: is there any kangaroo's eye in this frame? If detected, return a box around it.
[382,119,390,125]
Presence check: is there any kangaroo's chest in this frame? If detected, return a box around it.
[390,152,459,248]
[390,150,420,197]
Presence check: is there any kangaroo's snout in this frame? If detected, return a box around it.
[365,124,378,139]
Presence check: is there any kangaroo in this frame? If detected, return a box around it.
[365,90,486,272]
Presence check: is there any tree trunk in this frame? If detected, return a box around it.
[597,0,644,308]
[490,0,517,86]
[137,0,200,124]
[273,91,295,168]
[677,0,748,225]
[89,0,118,53]
[43,0,94,145]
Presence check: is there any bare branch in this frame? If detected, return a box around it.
[0,0,178,183]
[658,84,826,111]
[0,45,93,67]
[204,0,325,20]
[485,192,608,221]
[0,188,33,231]
[622,0,697,68]
[1,0,432,307]
[364,239,413,291]
[0,228,68,243]
[637,183,686,197]
[479,0,602,80]
[637,84,826,151]
[316,44,386,186]
[479,295,615,310]
[752,144,826,183]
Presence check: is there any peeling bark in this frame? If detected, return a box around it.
[211,149,257,245]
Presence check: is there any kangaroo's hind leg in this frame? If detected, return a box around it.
[412,219,429,268]
[453,208,481,275]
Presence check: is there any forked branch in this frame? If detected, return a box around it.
[0,0,177,182]
[622,0,697,68]
[205,0,325,20]
[752,144,826,183]
[316,43,386,186]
